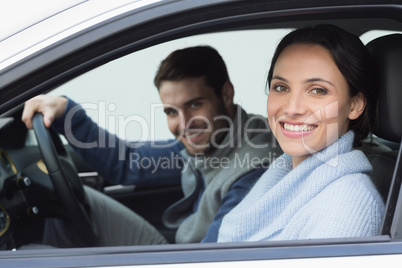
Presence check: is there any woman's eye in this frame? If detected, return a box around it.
[273,85,288,92]
[311,88,328,95]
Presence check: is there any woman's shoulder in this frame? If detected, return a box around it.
[322,173,384,208]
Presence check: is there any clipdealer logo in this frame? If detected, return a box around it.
[63,101,277,161]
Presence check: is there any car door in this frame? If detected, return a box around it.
[1,0,402,267]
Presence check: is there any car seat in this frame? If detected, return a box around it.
[366,34,402,237]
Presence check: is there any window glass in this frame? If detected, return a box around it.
[52,29,292,141]
[360,30,402,44]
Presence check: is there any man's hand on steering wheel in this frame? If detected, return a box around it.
[22,95,68,129]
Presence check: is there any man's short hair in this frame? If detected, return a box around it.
[154,46,230,96]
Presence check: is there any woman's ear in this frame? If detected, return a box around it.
[348,93,366,120]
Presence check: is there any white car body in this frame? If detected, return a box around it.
[0,1,401,267]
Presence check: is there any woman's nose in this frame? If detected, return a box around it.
[283,92,307,118]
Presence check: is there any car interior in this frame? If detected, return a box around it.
[0,11,402,259]
[366,33,402,236]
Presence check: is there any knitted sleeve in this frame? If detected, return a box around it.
[277,173,385,240]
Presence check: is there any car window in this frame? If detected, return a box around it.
[51,29,292,141]
[360,30,402,44]
[41,28,402,145]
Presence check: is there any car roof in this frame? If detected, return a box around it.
[0,0,167,69]
[0,0,85,41]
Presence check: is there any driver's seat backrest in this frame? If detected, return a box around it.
[366,34,402,236]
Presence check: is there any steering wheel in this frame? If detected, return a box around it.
[32,113,98,246]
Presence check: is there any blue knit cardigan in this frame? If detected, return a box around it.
[218,131,385,242]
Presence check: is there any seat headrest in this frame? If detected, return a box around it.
[366,34,402,142]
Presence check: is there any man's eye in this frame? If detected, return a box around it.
[190,102,201,108]
[311,88,328,95]
[164,108,178,116]
[273,85,288,92]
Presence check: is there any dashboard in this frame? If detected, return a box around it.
[0,149,25,250]
[0,115,51,250]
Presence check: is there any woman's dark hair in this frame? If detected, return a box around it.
[267,24,377,147]
[154,46,230,97]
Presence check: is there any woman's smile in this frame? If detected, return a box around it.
[280,121,318,138]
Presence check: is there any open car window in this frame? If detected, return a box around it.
[50,28,402,141]
[51,29,291,141]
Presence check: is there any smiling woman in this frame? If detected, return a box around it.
[268,43,364,167]
[217,24,384,242]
